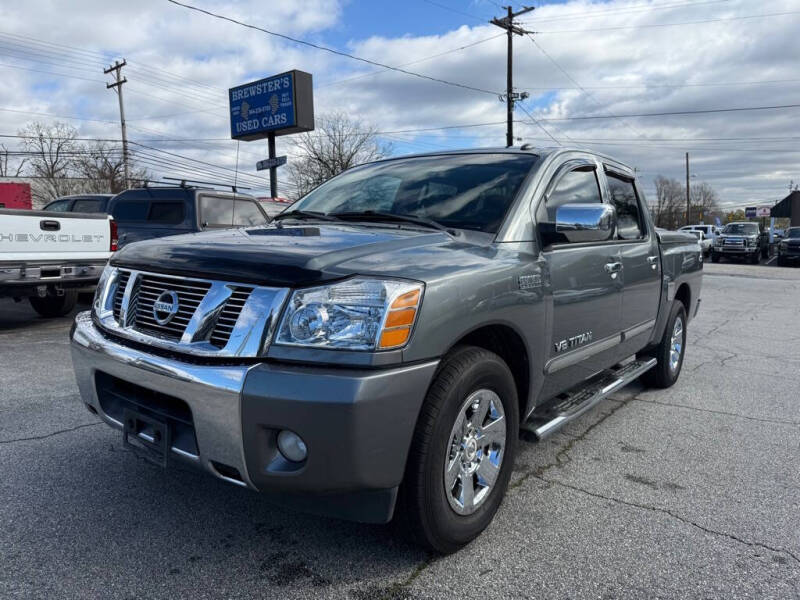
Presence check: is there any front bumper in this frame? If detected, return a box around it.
[70,312,439,522]
[714,246,758,254]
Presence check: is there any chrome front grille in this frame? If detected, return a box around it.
[133,275,211,340]
[210,287,253,348]
[96,268,288,358]
[112,270,131,322]
[724,238,744,247]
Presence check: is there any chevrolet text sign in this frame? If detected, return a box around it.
[229,70,314,141]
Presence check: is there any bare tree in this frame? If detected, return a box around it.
[689,181,719,223]
[74,141,148,193]
[286,112,391,199]
[19,121,82,204]
[653,175,686,229]
[0,144,26,177]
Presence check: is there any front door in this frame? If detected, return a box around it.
[537,159,625,399]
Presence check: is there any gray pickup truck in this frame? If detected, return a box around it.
[70,148,702,553]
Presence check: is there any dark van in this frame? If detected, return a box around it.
[108,187,268,247]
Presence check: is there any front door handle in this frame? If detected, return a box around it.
[647,255,659,270]
[604,261,623,278]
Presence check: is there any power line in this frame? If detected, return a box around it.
[165,0,501,96]
[514,102,561,146]
[420,0,486,22]
[520,0,730,24]
[533,10,800,34]
[526,34,647,140]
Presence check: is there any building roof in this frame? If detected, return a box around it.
[771,190,800,218]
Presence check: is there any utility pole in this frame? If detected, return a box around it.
[685,151,691,225]
[491,5,535,147]
[105,60,130,190]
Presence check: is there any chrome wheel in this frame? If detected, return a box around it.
[443,389,507,516]
[669,316,684,372]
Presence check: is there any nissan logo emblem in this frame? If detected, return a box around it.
[152,290,179,325]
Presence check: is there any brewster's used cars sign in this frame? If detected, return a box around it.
[229,70,314,141]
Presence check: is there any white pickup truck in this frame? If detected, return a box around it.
[0,209,115,316]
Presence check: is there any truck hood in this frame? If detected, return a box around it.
[110,223,457,286]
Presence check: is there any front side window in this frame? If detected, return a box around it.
[200,197,234,228]
[290,153,537,234]
[606,172,644,240]
[544,167,602,221]
[233,200,267,226]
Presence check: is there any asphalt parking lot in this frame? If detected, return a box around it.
[1,262,799,599]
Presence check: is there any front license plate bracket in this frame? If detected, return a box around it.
[123,408,170,467]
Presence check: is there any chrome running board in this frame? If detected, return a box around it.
[522,358,657,440]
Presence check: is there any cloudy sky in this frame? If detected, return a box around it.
[1,0,799,208]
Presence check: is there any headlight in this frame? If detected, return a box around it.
[275,277,424,351]
[93,264,117,319]
[715,238,723,246]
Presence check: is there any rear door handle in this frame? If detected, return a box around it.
[604,261,623,275]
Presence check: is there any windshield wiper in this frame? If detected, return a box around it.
[273,210,341,222]
[333,210,456,235]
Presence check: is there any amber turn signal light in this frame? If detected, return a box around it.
[378,287,422,349]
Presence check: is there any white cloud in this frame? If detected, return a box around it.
[1,0,798,206]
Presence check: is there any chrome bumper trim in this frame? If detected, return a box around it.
[70,311,255,489]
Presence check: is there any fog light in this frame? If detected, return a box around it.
[277,430,307,462]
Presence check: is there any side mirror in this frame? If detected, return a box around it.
[554,203,617,244]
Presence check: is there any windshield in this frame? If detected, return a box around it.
[786,228,800,239]
[289,153,537,233]
[723,223,759,235]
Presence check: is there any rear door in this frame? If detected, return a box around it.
[537,157,625,395]
[601,166,661,341]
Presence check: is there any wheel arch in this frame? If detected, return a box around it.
[445,322,531,421]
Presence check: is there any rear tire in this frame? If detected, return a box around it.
[29,290,78,318]
[640,302,687,389]
[399,346,519,554]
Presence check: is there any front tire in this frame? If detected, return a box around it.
[29,290,78,318]
[640,301,687,389]
[399,346,519,554]
[750,251,760,265]
[711,251,720,263]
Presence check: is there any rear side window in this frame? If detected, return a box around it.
[200,197,234,227]
[545,167,602,221]
[233,200,266,226]
[606,173,644,240]
[72,199,106,213]
[112,199,148,221]
[148,202,184,224]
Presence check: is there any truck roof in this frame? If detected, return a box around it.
[360,146,636,176]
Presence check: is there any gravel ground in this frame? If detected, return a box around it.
[1,262,799,599]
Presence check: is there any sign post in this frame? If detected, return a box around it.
[229,70,314,198]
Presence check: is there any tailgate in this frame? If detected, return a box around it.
[0,210,111,262]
